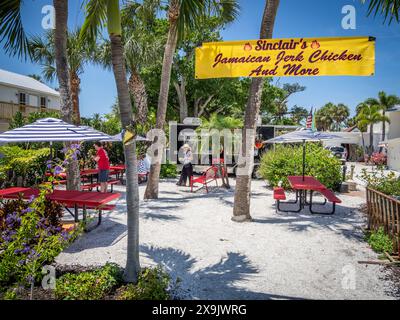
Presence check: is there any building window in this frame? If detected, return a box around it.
[40,97,47,111]
[19,93,26,105]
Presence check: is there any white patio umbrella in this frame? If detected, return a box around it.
[0,118,112,158]
[264,128,342,180]
[100,131,150,142]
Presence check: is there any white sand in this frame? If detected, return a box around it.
[56,178,397,300]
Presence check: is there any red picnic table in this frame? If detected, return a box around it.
[47,167,124,192]
[0,187,121,230]
[273,176,341,215]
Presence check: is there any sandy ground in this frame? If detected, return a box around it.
[56,178,398,300]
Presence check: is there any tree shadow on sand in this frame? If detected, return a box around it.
[141,244,304,300]
[252,198,366,242]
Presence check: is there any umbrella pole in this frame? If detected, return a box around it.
[50,141,53,161]
[302,139,306,181]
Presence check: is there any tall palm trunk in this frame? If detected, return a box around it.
[144,1,180,200]
[53,0,80,191]
[380,110,386,152]
[107,0,140,283]
[369,123,374,155]
[232,0,280,222]
[128,69,148,126]
[70,71,81,125]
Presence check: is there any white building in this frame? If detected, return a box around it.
[0,68,60,132]
[384,106,400,171]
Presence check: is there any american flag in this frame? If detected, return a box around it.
[306,108,313,129]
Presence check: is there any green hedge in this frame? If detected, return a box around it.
[0,146,50,188]
[258,144,342,190]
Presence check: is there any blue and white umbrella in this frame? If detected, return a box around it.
[264,128,342,180]
[100,131,150,142]
[0,118,112,159]
[0,118,112,142]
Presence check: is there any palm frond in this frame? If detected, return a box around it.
[363,0,400,24]
[80,0,108,43]
[0,0,30,58]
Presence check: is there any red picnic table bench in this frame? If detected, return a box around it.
[0,187,121,230]
[47,167,123,192]
[273,176,341,215]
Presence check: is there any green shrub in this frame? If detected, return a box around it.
[366,227,394,254]
[0,146,50,187]
[359,168,400,198]
[258,144,342,190]
[160,161,177,179]
[117,266,170,300]
[55,263,123,300]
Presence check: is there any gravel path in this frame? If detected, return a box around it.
[56,179,397,300]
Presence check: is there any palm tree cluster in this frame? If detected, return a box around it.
[355,91,399,155]
[315,103,350,131]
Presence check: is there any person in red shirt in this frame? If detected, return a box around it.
[93,142,110,193]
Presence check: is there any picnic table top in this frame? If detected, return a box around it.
[0,187,121,207]
[287,176,327,191]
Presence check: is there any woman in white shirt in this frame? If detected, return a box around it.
[177,144,193,186]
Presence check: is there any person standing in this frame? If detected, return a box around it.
[177,144,193,186]
[93,142,110,193]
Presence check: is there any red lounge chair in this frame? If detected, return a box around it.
[190,166,218,193]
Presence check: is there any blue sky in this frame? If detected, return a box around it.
[1,0,399,117]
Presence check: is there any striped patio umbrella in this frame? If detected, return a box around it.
[0,118,112,159]
[0,118,111,142]
[264,128,342,180]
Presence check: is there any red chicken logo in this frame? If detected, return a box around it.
[244,42,252,51]
[311,40,320,49]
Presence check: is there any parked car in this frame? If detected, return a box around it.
[325,146,347,163]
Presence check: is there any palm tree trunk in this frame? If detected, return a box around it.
[53,0,80,191]
[232,0,280,222]
[108,1,140,283]
[380,110,386,152]
[128,69,148,126]
[144,2,179,200]
[70,71,81,125]
[369,124,374,155]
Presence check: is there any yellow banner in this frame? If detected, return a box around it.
[195,36,375,79]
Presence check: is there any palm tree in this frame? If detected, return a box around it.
[315,103,335,131]
[0,0,80,191]
[331,103,350,131]
[232,0,280,222]
[362,0,400,23]
[81,0,140,283]
[29,28,95,125]
[144,0,240,200]
[365,91,399,143]
[290,105,308,125]
[94,2,166,126]
[356,102,390,155]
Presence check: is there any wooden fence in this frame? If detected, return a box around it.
[366,187,400,257]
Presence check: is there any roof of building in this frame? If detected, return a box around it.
[343,125,360,132]
[388,105,400,112]
[0,69,59,96]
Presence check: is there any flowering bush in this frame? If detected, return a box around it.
[0,143,83,288]
[359,168,400,199]
[370,152,387,166]
[0,188,77,287]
